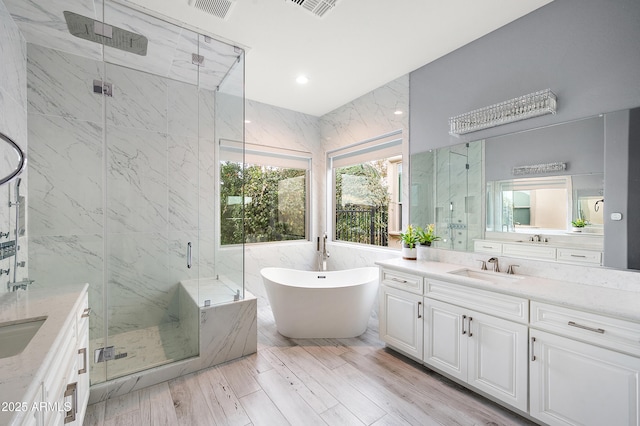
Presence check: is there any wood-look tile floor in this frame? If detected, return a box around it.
[84,299,535,426]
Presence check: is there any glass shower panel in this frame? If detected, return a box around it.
[214,51,245,303]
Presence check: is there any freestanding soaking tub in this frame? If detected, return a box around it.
[260,267,379,338]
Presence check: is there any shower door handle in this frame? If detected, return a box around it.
[187,242,192,269]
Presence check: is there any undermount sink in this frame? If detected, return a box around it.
[448,268,524,284]
[0,316,47,359]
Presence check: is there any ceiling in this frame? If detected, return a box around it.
[6,0,554,117]
[120,0,553,116]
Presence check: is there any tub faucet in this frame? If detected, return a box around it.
[318,233,330,271]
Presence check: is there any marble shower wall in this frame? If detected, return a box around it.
[0,0,27,295]
[26,43,216,336]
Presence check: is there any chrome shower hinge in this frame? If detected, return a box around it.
[94,346,115,362]
[192,53,205,66]
[93,80,113,97]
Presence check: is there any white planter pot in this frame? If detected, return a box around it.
[417,243,431,261]
[402,244,417,260]
[572,227,583,232]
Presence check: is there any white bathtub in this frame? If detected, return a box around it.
[260,267,379,338]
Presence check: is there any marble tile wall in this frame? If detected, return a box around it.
[26,44,221,340]
[0,0,27,295]
[233,76,410,300]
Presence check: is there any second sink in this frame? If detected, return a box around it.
[0,316,47,359]
[448,268,524,284]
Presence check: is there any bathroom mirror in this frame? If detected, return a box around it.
[410,107,640,270]
[486,173,604,235]
[0,132,25,185]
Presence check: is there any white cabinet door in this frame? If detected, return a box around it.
[425,298,528,411]
[423,298,467,382]
[467,311,528,412]
[379,285,424,359]
[530,329,640,426]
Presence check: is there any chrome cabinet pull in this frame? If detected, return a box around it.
[468,317,473,337]
[81,307,91,318]
[568,321,605,334]
[461,314,467,335]
[530,337,536,361]
[391,277,408,283]
[78,348,87,374]
[64,382,77,424]
[417,301,422,319]
[570,254,587,258]
[187,242,192,269]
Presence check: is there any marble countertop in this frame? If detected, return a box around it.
[376,258,640,323]
[0,283,88,425]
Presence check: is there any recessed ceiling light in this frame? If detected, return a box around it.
[244,120,251,124]
[296,75,309,85]
[394,110,403,115]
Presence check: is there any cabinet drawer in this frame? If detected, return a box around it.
[530,301,640,357]
[556,248,602,265]
[381,268,423,294]
[502,243,556,260]
[426,279,528,324]
[474,240,502,255]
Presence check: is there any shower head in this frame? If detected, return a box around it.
[15,178,21,202]
[63,11,148,56]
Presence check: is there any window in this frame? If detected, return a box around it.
[220,140,310,244]
[328,132,403,247]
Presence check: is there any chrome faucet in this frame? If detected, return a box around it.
[317,233,330,271]
[487,257,500,272]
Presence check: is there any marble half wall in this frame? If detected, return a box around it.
[89,292,257,403]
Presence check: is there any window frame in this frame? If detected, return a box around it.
[327,131,403,247]
[219,139,312,246]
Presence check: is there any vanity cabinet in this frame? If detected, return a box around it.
[424,281,529,411]
[474,239,603,266]
[379,269,424,359]
[378,260,640,425]
[529,301,640,426]
[41,291,89,426]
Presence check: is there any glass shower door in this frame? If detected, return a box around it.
[100,11,203,380]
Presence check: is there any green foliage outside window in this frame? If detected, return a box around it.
[335,161,390,246]
[220,161,307,245]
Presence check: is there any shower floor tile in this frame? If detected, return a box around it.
[90,320,198,384]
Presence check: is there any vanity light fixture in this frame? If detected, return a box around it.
[449,88,557,136]
[512,161,567,176]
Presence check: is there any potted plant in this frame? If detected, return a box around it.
[571,218,588,232]
[399,225,418,260]
[416,224,441,260]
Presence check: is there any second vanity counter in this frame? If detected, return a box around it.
[376,258,640,426]
[376,257,640,323]
[0,283,89,425]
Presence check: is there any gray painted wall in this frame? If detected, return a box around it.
[603,110,629,269]
[410,0,640,152]
[485,115,604,182]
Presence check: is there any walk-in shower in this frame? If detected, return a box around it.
[3,0,247,389]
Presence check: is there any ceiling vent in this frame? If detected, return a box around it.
[290,0,338,18]
[189,0,235,20]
